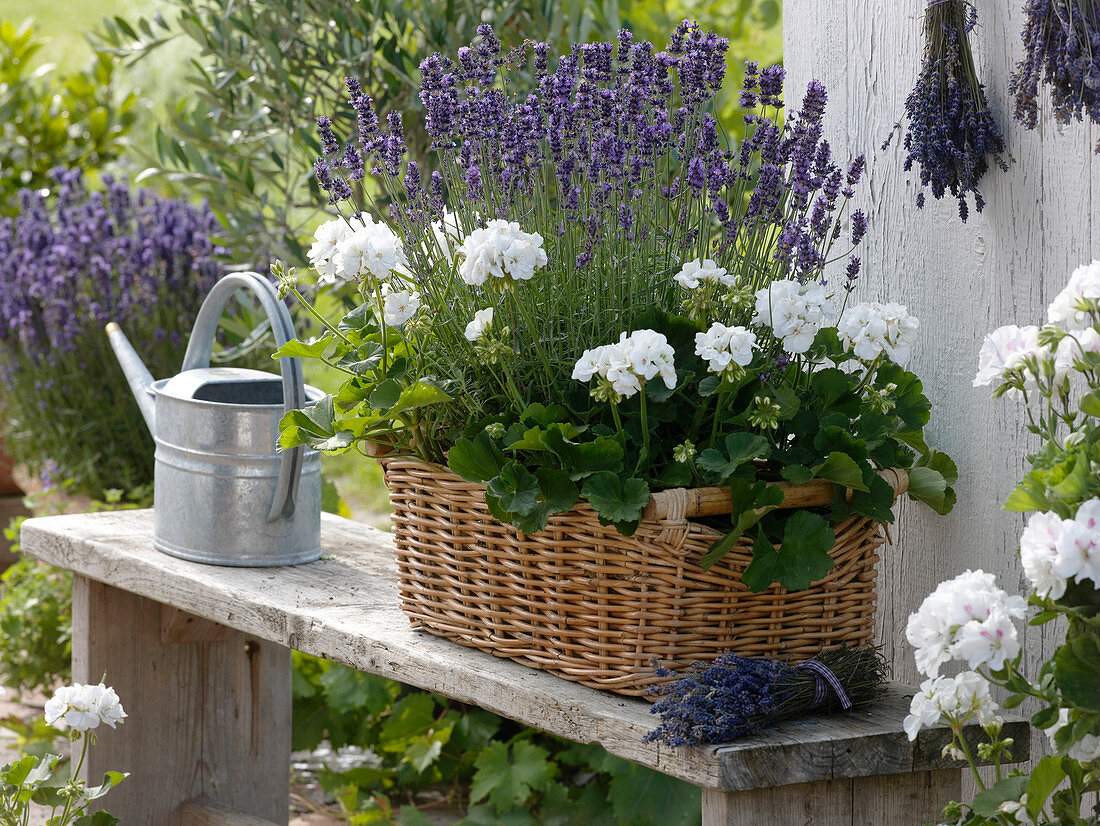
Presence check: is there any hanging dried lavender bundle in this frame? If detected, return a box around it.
[1010,0,1100,152]
[644,647,888,747]
[887,0,1008,221]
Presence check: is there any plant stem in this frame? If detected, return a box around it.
[290,286,354,346]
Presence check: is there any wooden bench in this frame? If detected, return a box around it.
[20,511,1029,826]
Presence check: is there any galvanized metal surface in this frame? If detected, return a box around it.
[108,271,322,567]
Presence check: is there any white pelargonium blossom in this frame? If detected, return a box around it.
[997,795,1033,825]
[44,683,127,733]
[572,329,677,399]
[905,569,1027,677]
[837,301,920,366]
[694,323,756,375]
[1054,499,1100,587]
[335,220,409,282]
[1020,511,1069,599]
[381,284,421,327]
[1045,709,1100,762]
[673,258,735,290]
[973,325,1044,388]
[1055,327,1100,377]
[464,307,495,342]
[753,279,835,354]
[1048,260,1100,331]
[457,220,547,286]
[904,671,1002,741]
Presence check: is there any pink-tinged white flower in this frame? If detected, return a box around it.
[695,323,756,375]
[906,570,1026,676]
[1054,327,1100,377]
[838,301,920,366]
[335,220,408,282]
[381,284,421,327]
[973,325,1044,388]
[457,220,547,286]
[45,683,127,733]
[1020,511,1068,599]
[464,307,495,342]
[753,279,834,354]
[673,258,735,290]
[572,330,677,399]
[1048,261,1100,331]
[1054,499,1100,586]
[904,671,1001,741]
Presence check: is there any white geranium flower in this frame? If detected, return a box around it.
[1020,511,1068,599]
[45,683,127,733]
[906,570,1026,677]
[335,221,409,282]
[464,307,495,342]
[838,301,921,366]
[381,284,421,327]
[904,671,1001,741]
[1054,327,1100,377]
[1054,499,1100,586]
[457,220,547,286]
[695,323,756,375]
[573,330,676,398]
[973,325,1044,388]
[673,258,734,290]
[753,279,835,355]
[1049,261,1100,331]
[997,795,1033,825]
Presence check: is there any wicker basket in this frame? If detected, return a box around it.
[381,456,907,697]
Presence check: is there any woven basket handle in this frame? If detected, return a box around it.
[645,467,910,521]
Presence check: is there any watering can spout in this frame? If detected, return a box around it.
[106,322,157,434]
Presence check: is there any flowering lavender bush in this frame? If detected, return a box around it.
[1010,0,1100,154]
[886,1,1008,221]
[903,261,1100,825]
[0,168,223,497]
[276,23,956,592]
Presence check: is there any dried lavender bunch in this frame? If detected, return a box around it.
[889,1,1008,221]
[1010,0,1100,152]
[0,168,224,496]
[644,647,888,747]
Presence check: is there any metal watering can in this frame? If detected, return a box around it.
[107,272,322,566]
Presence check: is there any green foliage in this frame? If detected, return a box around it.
[0,518,72,695]
[0,20,136,214]
[292,653,701,824]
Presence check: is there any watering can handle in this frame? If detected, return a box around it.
[182,272,306,523]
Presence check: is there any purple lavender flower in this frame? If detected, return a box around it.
[317,116,340,157]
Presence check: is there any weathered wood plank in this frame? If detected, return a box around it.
[703,769,960,826]
[180,799,282,826]
[72,575,290,825]
[26,511,1027,793]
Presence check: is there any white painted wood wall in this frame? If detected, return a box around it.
[783,0,1098,736]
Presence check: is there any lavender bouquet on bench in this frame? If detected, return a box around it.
[644,647,888,747]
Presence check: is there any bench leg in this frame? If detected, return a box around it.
[72,575,291,825]
[702,769,962,826]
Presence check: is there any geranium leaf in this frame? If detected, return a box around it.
[1026,756,1067,817]
[812,452,869,491]
[1080,389,1100,418]
[741,512,835,592]
[972,776,1029,818]
[1054,630,1100,711]
[388,380,452,415]
[272,335,332,360]
[486,462,541,517]
[582,472,650,525]
[448,432,505,483]
[544,429,623,479]
[697,433,770,482]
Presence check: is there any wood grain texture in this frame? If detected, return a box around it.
[26,511,1027,794]
[785,0,1091,771]
[703,769,961,826]
[180,799,282,826]
[72,575,291,825]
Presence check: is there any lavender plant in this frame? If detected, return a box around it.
[0,168,223,497]
[886,1,1008,221]
[644,647,888,747]
[1010,0,1100,153]
[276,23,956,592]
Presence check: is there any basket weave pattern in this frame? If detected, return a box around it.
[381,457,899,696]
